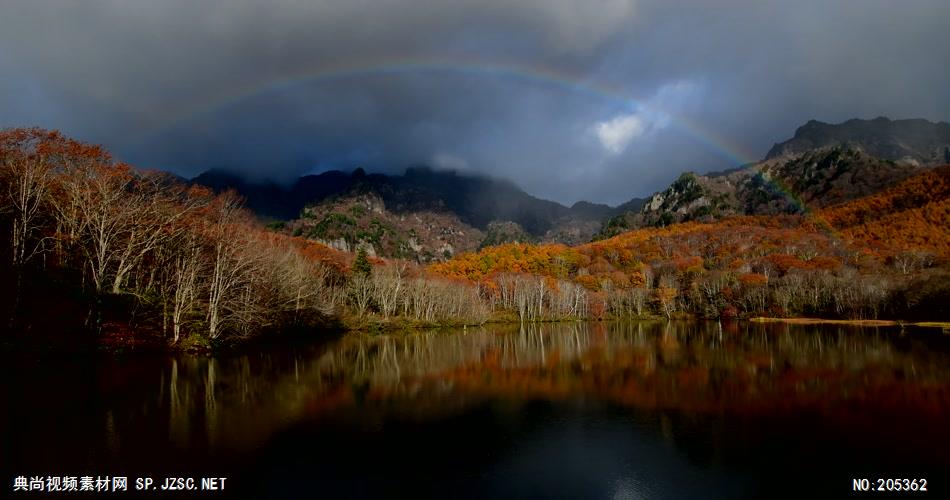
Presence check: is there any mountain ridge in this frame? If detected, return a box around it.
[765,116,950,164]
[597,117,948,237]
[192,166,616,234]
[190,116,947,259]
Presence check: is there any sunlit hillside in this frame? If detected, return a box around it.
[431,167,950,320]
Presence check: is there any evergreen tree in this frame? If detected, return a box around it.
[353,247,372,277]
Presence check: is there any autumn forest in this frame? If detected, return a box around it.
[1,128,947,351]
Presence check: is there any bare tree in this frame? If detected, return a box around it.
[0,129,57,271]
[203,193,259,339]
[348,273,375,317]
[54,158,136,293]
[372,262,406,319]
[0,129,60,322]
[109,173,200,294]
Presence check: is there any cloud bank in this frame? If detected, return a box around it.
[1,0,948,204]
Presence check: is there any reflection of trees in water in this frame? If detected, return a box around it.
[318,323,600,387]
[310,321,950,416]
[316,321,914,387]
[159,352,323,452]
[154,322,949,451]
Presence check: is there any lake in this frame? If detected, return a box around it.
[4,321,949,498]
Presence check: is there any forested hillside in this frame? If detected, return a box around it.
[433,167,950,321]
[816,165,950,257]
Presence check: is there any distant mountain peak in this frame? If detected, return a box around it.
[597,116,946,238]
[767,117,950,164]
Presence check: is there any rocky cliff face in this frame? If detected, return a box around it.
[289,191,616,261]
[594,117,946,237]
[749,147,926,209]
[612,171,742,229]
[479,221,535,249]
[598,145,929,234]
[290,193,484,263]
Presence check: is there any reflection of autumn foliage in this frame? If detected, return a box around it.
[306,322,950,427]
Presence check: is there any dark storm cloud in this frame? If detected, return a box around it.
[1,0,948,204]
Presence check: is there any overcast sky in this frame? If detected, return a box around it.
[2,0,948,205]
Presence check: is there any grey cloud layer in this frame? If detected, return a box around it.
[1,0,948,204]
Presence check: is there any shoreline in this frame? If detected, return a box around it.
[748,317,950,329]
[6,315,949,357]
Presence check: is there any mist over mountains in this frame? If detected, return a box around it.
[192,117,950,260]
[193,166,616,233]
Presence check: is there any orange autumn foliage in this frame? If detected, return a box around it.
[738,273,768,286]
[432,167,949,299]
[814,165,950,258]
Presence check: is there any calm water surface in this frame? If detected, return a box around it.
[5,321,950,498]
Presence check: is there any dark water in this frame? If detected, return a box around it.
[4,321,950,498]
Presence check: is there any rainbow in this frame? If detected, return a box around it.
[126,56,846,234]
[127,56,843,219]
[124,56,761,168]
